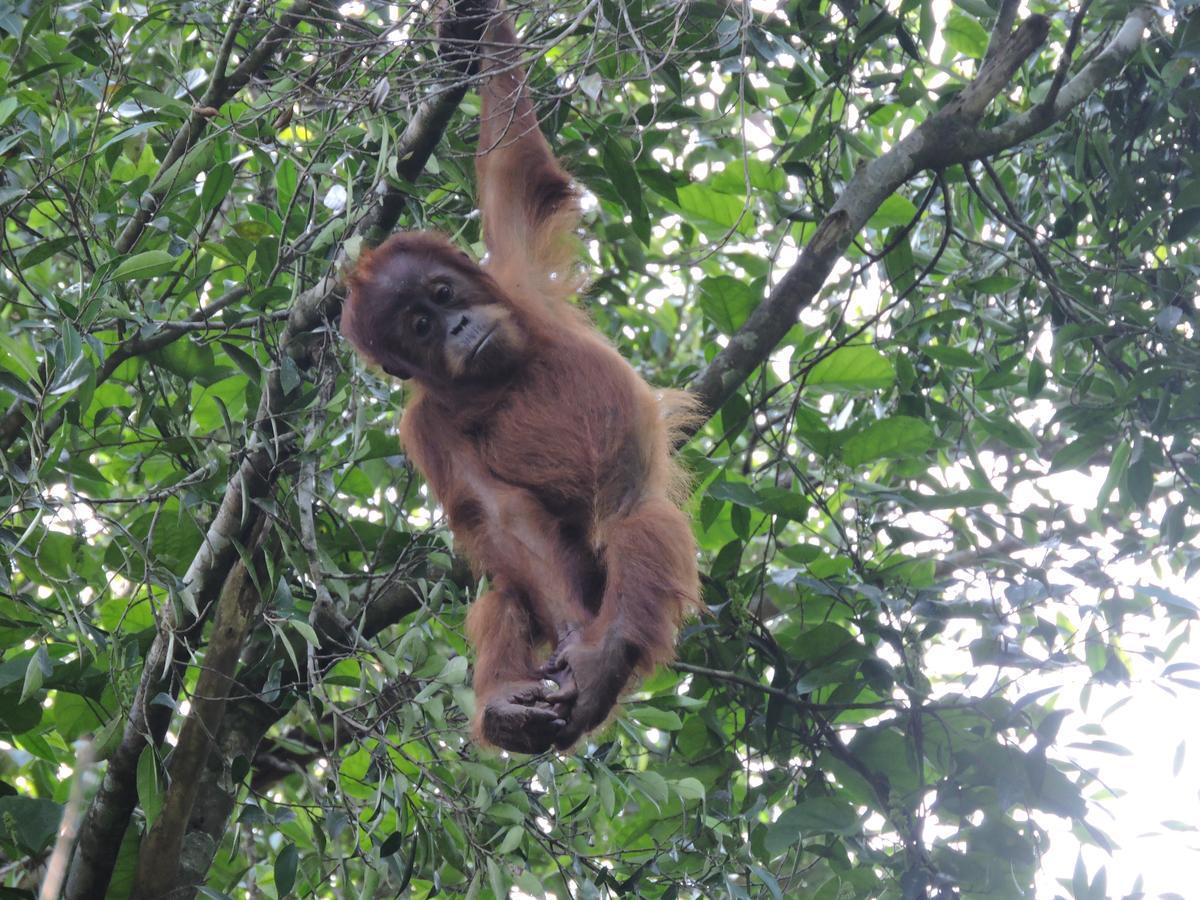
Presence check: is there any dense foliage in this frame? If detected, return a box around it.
[0,0,1196,897]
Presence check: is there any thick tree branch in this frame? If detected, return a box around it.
[1045,0,1095,109]
[967,6,1154,158]
[687,6,1151,421]
[170,571,441,896]
[952,16,1051,120]
[63,433,288,900]
[170,698,284,896]
[983,0,1021,68]
[130,527,268,900]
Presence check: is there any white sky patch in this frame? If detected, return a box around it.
[919,448,1200,896]
[323,184,347,212]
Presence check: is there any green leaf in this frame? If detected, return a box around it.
[708,479,760,508]
[0,371,38,402]
[19,646,49,703]
[276,157,298,212]
[96,121,163,154]
[496,825,524,855]
[977,413,1039,451]
[943,11,990,58]
[0,332,40,380]
[757,486,809,522]
[628,706,683,730]
[439,655,469,685]
[807,345,894,390]
[486,857,507,899]
[968,274,1022,294]
[1028,358,1047,397]
[280,355,301,395]
[290,619,320,647]
[953,0,998,17]
[698,275,756,333]
[601,138,644,220]
[676,183,753,235]
[710,158,785,194]
[1168,207,1200,241]
[635,771,670,808]
[674,777,706,802]
[137,747,163,828]
[378,831,404,857]
[0,796,62,854]
[883,228,915,294]
[896,487,1007,510]
[1138,585,1197,618]
[201,162,234,213]
[1096,439,1131,508]
[765,798,859,856]
[514,871,545,896]
[868,194,920,228]
[112,249,176,281]
[925,344,983,370]
[221,341,262,382]
[842,416,934,466]
[1050,433,1107,472]
[275,843,299,896]
[1124,456,1152,508]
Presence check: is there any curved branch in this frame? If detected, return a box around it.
[169,566,454,897]
[968,6,1154,158]
[687,6,1152,421]
[130,528,267,900]
[62,433,289,900]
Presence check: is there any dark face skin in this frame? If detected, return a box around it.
[348,250,526,385]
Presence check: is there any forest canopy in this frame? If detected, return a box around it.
[1,0,1198,898]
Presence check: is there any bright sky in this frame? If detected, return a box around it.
[1033,553,1200,898]
[1045,653,1200,898]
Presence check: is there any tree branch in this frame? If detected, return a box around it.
[169,568,445,896]
[950,15,1051,120]
[114,1,315,256]
[281,73,479,332]
[687,5,1151,422]
[1045,0,1095,110]
[130,525,268,900]
[63,433,289,900]
[174,698,282,897]
[983,0,1021,68]
[968,6,1154,158]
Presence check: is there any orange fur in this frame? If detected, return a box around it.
[342,4,698,752]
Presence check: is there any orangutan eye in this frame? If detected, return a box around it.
[433,282,454,305]
[413,314,432,338]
